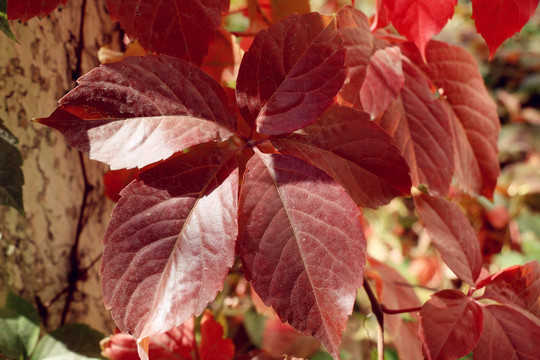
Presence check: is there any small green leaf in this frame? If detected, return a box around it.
[0,119,25,215]
[30,323,105,360]
[0,291,41,359]
[0,0,18,42]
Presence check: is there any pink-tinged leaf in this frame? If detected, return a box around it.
[236,12,347,135]
[474,304,540,360]
[413,192,482,285]
[472,0,540,59]
[372,0,390,30]
[105,0,229,65]
[272,105,411,209]
[360,46,405,118]
[419,290,483,360]
[7,0,67,22]
[402,41,500,199]
[477,261,540,317]
[200,311,235,360]
[102,321,194,360]
[36,55,236,169]
[336,7,374,108]
[375,59,454,195]
[238,150,365,359]
[367,257,423,360]
[380,0,457,58]
[100,147,238,342]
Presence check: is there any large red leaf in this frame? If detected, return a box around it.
[236,12,347,135]
[402,41,500,199]
[366,258,423,360]
[477,261,540,317]
[472,0,540,59]
[419,290,483,360]
[336,7,374,109]
[36,55,237,169]
[238,150,365,359]
[413,192,482,285]
[105,0,229,65]
[380,0,457,58]
[272,105,411,209]
[100,147,238,342]
[360,46,405,118]
[375,59,454,195]
[199,311,235,360]
[474,304,540,360]
[7,0,67,22]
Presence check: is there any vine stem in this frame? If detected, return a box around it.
[363,278,384,360]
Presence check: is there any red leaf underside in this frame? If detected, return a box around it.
[199,311,235,360]
[105,0,229,64]
[272,105,411,209]
[7,0,68,21]
[238,150,365,359]
[419,290,483,360]
[100,147,238,341]
[236,12,347,135]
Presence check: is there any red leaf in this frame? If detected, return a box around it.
[270,0,310,21]
[367,258,423,360]
[105,0,229,65]
[36,55,236,169]
[104,168,142,202]
[200,29,239,85]
[272,105,411,209]
[477,261,540,317]
[380,0,457,58]
[336,7,374,109]
[375,59,454,195]
[472,0,540,59]
[200,311,235,360]
[419,290,483,360]
[402,41,500,199]
[360,46,405,118]
[7,0,68,22]
[413,192,482,285]
[238,150,365,359]
[474,304,540,360]
[100,147,238,342]
[236,12,347,135]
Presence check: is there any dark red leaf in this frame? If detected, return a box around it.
[236,12,347,135]
[336,7,374,109]
[413,192,482,285]
[419,290,483,360]
[104,168,142,202]
[380,0,457,58]
[36,55,237,169]
[238,150,365,359]
[375,59,454,195]
[272,105,411,208]
[477,261,540,317]
[200,29,239,85]
[105,0,229,64]
[472,0,540,59]
[360,46,405,118]
[200,310,235,360]
[7,0,67,22]
[402,41,500,199]
[100,147,238,342]
[474,304,540,360]
[367,257,423,360]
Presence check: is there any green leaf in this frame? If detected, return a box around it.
[0,0,18,42]
[0,291,41,359]
[0,119,25,215]
[30,324,105,360]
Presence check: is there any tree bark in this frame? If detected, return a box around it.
[0,0,121,334]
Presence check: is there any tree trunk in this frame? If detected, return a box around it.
[0,0,121,334]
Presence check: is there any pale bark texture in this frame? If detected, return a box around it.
[0,0,121,334]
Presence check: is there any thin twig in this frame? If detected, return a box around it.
[363,278,384,360]
[381,304,423,315]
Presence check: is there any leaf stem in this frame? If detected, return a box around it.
[230,31,258,37]
[381,304,423,314]
[363,278,384,360]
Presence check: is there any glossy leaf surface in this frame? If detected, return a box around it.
[236,12,347,135]
[238,150,365,359]
[272,105,411,208]
[7,0,67,21]
[0,120,24,215]
[413,192,482,285]
[419,290,483,360]
[101,148,238,341]
[36,55,236,170]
